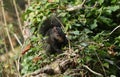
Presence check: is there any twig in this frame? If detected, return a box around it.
[1,0,15,52]
[27,0,30,7]
[110,25,120,35]
[82,64,103,77]
[104,59,120,70]
[24,0,30,11]
[13,0,24,41]
[13,34,23,47]
[66,0,86,11]
[18,56,22,77]
[93,2,98,8]
[94,51,106,76]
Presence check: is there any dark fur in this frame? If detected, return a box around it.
[39,16,62,36]
[39,16,68,53]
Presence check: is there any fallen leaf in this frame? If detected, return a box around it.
[22,43,31,55]
[32,56,41,63]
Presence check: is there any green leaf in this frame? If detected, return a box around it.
[74,24,81,27]
[85,56,92,62]
[98,0,104,5]
[84,28,92,34]
[98,16,112,26]
[111,0,117,3]
[106,5,119,12]
[80,42,88,47]
[110,75,116,77]
[58,12,67,17]
[64,76,71,77]
[90,19,97,29]
[88,45,97,51]
[27,6,34,12]
[70,31,80,35]
[103,63,109,68]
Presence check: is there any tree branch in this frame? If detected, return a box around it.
[66,0,86,11]
[82,64,103,77]
[110,25,120,35]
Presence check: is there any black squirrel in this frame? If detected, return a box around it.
[39,15,68,54]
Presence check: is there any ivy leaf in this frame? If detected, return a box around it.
[111,0,117,3]
[80,42,88,47]
[63,75,71,77]
[74,24,81,27]
[88,45,97,51]
[103,63,109,68]
[90,19,97,29]
[98,0,104,5]
[85,56,92,62]
[71,31,80,35]
[107,5,119,12]
[58,12,67,17]
[98,16,112,26]
[84,28,92,34]
[27,6,34,12]
[105,5,120,14]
